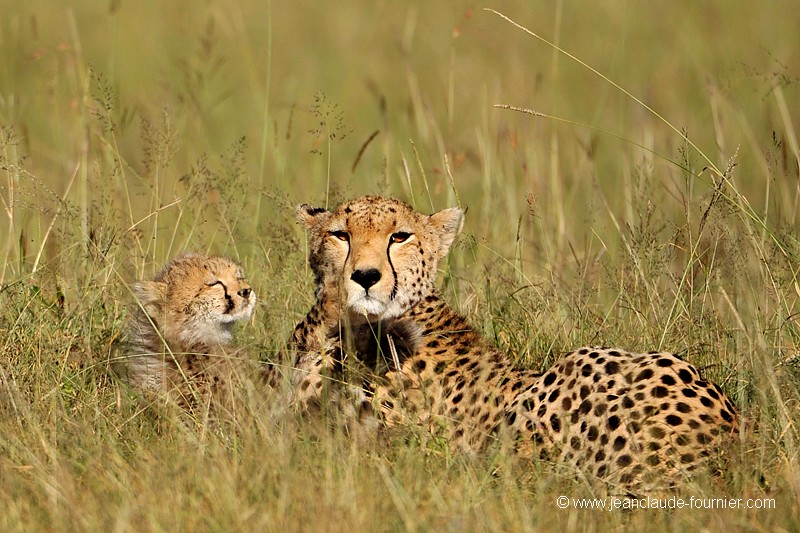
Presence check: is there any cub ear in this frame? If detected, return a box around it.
[296,204,331,229]
[429,207,465,258]
[132,281,167,314]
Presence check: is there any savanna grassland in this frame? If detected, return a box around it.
[1,1,798,531]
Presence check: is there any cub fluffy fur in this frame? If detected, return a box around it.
[114,254,256,412]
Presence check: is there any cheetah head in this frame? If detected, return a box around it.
[133,254,256,348]
[297,196,463,321]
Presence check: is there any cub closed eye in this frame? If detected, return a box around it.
[390,232,412,244]
[329,231,350,242]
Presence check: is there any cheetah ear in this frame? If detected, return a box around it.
[429,207,464,258]
[132,281,167,315]
[296,203,331,229]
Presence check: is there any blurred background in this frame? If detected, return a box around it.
[2,0,797,266]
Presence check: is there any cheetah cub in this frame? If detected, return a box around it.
[115,254,256,413]
[291,196,739,488]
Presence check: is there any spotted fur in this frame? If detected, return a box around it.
[291,196,739,487]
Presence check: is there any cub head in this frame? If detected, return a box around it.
[133,254,256,348]
[297,196,463,321]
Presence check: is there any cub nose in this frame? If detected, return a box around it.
[351,268,382,290]
[238,288,252,299]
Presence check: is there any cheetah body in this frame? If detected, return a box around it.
[292,196,738,485]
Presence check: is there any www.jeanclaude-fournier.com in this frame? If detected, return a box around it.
[556,495,776,511]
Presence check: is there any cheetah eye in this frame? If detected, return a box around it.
[390,232,412,244]
[329,230,350,242]
[206,281,226,290]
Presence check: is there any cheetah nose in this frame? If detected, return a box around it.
[238,288,251,299]
[351,268,382,290]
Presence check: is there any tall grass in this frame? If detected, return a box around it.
[0,1,798,530]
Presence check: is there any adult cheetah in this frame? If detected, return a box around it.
[114,254,257,415]
[290,195,739,487]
